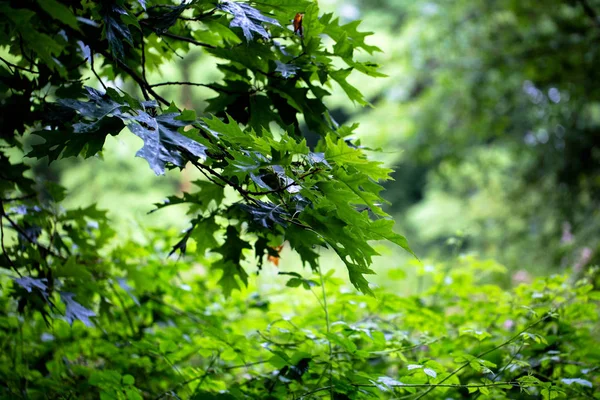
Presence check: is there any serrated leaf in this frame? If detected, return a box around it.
[324,135,392,180]
[60,292,96,327]
[37,0,79,30]
[13,276,48,293]
[101,4,134,58]
[333,31,353,59]
[193,180,225,207]
[215,259,249,297]
[128,112,207,175]
[238,201,290,229]
[191,216,221,256]
[275,61,299,78]
[330,68,369,106]
[302,3,322,43]
[218,1,280,41]
[321,13,381,54]
[28,87,127,161]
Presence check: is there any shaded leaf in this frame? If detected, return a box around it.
[128,113,207,175]
[14,276,48,293]
[37,0,79,30]
[60,292,96,327]
[275,61,299,78]
[218,1,280,41]
[239,200,290,229]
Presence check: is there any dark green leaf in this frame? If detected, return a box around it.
[218,1,281,41]
[128,113,207,175]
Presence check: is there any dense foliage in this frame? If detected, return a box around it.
[1,248,600,399]
[1,0,599,399]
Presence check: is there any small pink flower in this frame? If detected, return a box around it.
[574,247,593,272]
[561,222,573,244]
[512,270,532,285]
[503,319,514,330]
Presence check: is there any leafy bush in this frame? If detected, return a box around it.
[1,251,599,399]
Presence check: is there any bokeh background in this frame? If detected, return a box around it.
[33,0,600,292]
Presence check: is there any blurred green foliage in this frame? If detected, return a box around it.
[339,0,600,273]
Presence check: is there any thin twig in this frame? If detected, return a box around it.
[223,360,270,371]
[1,212,64,260]
[141,37,148,88]
[177,9,217,22]
[318,266,334,400]
[90,51,107,91]
[110,282,137,337]
[356,381,521,389]
[299,385,334,399]
[96,49,168,105]
[0,56,38,74]
[0,194,35,203]
[140,21,217,49]
[150,81,220,91]
[191,353,220,396]
[493,342,524,382]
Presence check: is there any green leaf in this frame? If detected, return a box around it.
[37,0,79,30]
[323,135,392,181]
[122,375,135,385]
[329,68,370,106]
[194,180,225,207]
[303,3,322,44]
[320,13,381,54]
[191,216,221,255]
[326,332,357,353]
[214,225,251,295]
[333,32,353,59]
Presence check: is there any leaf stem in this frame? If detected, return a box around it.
[318,266,334,399]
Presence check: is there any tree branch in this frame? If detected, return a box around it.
[1,211,64,260]
[0,194,35,203]
[90,51,107,91]
[140,21,217,49]
[0,56,38,74]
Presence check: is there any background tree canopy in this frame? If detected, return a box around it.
[1,0,599,399]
